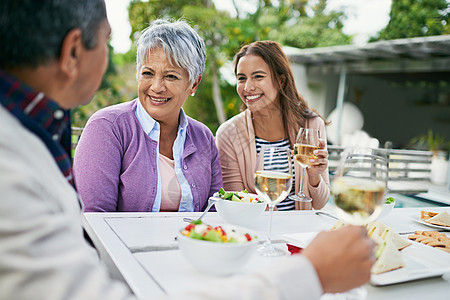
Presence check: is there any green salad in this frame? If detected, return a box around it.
[385,197,395,204]
[217,188,263,203]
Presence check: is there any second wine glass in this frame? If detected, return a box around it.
[328,147,388,299]
[255,146,293,257]
[289,128,320,209]
[331,147,388,225]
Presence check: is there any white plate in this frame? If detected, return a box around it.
[282,231,450,286]
[370,240,450,286]
[281,231,319,249]
[411,215,450,231]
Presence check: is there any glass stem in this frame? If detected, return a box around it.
[299,167,306,197]
[266,204,275,247]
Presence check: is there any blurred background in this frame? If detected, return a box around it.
[72,0,450,156]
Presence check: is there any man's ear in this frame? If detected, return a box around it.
[59,28,83,78]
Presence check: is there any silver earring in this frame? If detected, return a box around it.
[191,93,195,96]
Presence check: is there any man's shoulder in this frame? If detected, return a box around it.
[0,106,30,147]
[0,106,63,183]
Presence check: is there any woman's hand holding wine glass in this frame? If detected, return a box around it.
[290,127,328,209]
[306,138,329,187]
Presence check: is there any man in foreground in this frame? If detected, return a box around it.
[0,1,375,299]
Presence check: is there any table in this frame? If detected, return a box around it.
[83,207,450,299]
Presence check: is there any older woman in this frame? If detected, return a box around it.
[73,19,222,212]
[216,41,329,211]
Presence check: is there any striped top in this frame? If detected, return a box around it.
[255,136,296,211]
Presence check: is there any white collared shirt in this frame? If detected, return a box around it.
[135,100,194,212]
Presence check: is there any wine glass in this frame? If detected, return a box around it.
[289,128,320,209]
[331,147,388,225]
[328,147,388,299]
[255,146,293,257]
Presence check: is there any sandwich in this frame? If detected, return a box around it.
[367,220,386,239]
[371,239,406,274]
[367,221,411,250]
[381,228,411,250]
[329,219,347,231]
[424,211,450,227]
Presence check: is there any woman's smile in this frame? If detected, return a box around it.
[245,94,263,103]
[147,94,171,104]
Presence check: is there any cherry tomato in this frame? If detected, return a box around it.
[185,223,195,231]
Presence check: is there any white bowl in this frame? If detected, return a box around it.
[215,194,267,226]
[177,225,258,276]
[377,200,396,220]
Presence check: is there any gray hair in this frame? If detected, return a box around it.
[136,19,206,85]
[0,0,107,69]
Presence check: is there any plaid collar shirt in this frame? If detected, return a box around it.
[0,69,74,186]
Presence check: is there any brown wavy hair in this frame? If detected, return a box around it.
[234,40,327,140]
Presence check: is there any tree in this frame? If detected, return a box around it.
[74,1,351,132]
[266,1,351,49]
[371,0,450,41]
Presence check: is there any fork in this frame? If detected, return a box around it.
[183,196,222,223]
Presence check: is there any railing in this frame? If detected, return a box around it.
[70,128,433,195]
[327,145,433,195]
[71,127,83,151]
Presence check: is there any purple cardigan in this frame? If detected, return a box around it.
[73,99,223,212]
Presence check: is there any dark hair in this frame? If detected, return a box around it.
[234,40,326,138]
[0,0,107,69]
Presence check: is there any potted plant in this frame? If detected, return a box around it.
[410,130,449,156]
[410,130,449,185]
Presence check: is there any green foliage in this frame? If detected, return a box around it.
[71,60,137,128]
[73,0,352,131]
[409,129,450,153]
[72,43,130,127]
[371,0,449,41]
[270,11,351,49]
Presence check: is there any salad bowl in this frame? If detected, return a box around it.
[177,222,258,276]
[214,190,267,226]
[377,197,396,220]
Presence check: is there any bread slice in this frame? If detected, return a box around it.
[425,211,450,227]
[329,220,347,231]
[367,220,386,239]
[371,240,406,274]
[382,228,412,250]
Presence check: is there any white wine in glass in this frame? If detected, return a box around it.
[289,128,320,207]
[330,148,388,300]
[255,146,293,257]
[293,143,319,169]
[255,170,292,204]
[331,148,388,226]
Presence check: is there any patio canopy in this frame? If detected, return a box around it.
[284,35,450,74]
[284,35,450,146]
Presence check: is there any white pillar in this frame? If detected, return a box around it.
[335,68,347,145]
